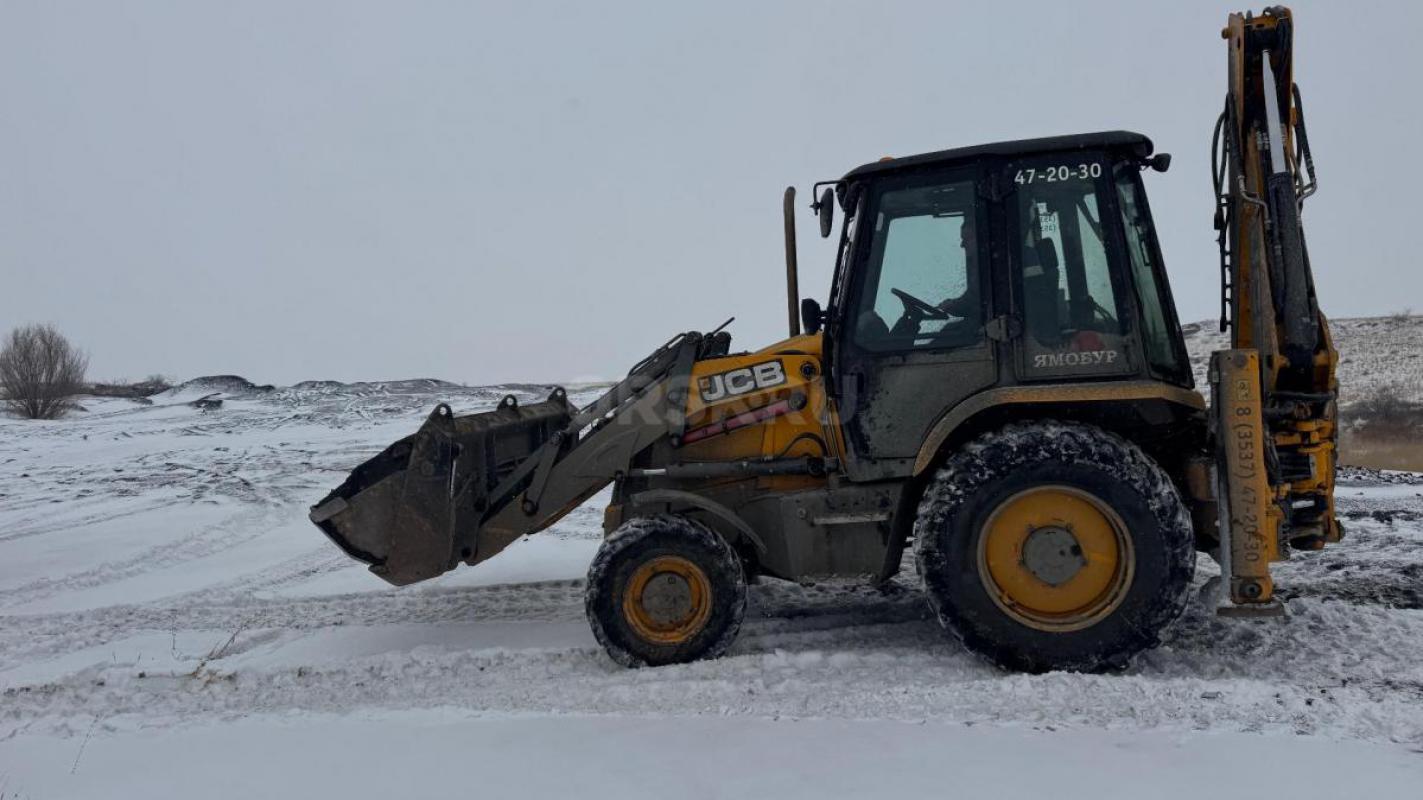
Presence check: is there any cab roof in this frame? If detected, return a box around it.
[841,131,1155,181]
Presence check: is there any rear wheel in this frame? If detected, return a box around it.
[915,422,1194,672]
[585,515,747,667]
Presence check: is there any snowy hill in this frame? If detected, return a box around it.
[1181,314,1423,405]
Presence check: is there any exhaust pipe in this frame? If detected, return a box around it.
[783,186,800,337]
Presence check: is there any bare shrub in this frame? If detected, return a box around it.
[0,324,89,419]
[1339,385,1423,469]
[1344,384,1423,438]
[88,375,172,399]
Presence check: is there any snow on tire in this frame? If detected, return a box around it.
[585,514,747,668]
[914,421,1195,673]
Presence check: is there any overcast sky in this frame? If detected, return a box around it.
[2,1,1417,385]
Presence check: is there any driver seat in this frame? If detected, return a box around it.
[1023,238,1062,346]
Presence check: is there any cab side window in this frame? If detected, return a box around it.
[850,177,983,352]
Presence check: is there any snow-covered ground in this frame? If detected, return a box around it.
[3,381,1422,798]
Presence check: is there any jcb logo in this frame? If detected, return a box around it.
[698,361,786,402]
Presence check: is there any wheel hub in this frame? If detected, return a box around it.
[622,555,713,644]
[639,572,694,626]
[978,486,1135,632]
[1020,525,1087,586]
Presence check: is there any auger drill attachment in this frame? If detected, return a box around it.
[1211,6,1340,613]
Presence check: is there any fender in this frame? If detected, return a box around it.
[629,488,768,554]
[912,381,1206,476]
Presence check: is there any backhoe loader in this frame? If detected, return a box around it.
[310,6,1339,672]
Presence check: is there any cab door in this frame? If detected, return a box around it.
[1001,154,1139,382]
[831,167,997,479]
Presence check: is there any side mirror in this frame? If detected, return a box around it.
[1149,153,1172,173]
[815,187,835,238]
[801,298,824,335]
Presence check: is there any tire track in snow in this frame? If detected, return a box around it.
[0,502,288,611]
[0,579,590,670]
[5,572,1423,743]
[4,599,1421,746]
[0,497,188,544]
[201,547,356,597]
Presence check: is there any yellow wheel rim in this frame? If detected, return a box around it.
[977,485,1134,632]
[622,555,713,645]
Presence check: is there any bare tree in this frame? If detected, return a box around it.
[0,323,89,419]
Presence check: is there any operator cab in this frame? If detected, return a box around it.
[818,132,1193,477]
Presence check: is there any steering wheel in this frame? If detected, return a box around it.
[890,288,949,320]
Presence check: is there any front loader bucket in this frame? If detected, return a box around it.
[309,393,572,586]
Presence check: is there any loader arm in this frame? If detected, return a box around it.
[311,331,712,585]
[311,328,833,586]
[1210,6,1340,610]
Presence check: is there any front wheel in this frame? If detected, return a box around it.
[585,515,747,667]
[915,422,1195,672]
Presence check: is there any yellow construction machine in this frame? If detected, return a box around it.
[310,6,1338,671]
